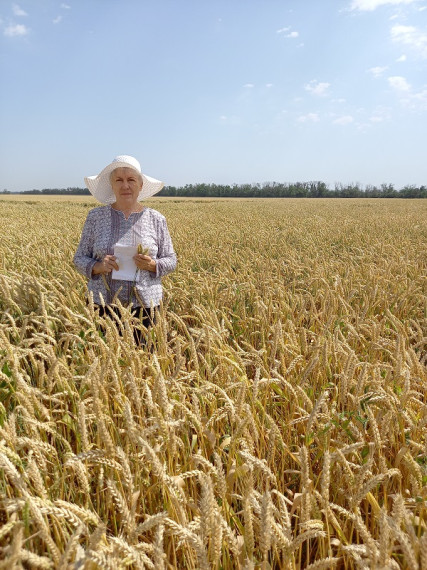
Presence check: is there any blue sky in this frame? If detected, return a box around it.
[1,0,426,192]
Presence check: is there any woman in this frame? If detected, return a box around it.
[73,155,176,344]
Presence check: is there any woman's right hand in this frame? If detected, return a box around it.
[92,255,119,275]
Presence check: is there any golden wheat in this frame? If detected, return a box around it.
[0,196,426,568]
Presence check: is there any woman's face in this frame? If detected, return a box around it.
[110,167,143,206]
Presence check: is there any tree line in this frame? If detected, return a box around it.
[2,181,426,198]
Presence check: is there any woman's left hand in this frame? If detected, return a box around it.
[134,254,156,273]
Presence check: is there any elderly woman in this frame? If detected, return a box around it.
[73,155,176,344]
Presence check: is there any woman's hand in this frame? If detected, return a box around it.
[92,255,119,275]
[134,254,156,273]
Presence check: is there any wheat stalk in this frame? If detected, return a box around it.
[0,197,426,568]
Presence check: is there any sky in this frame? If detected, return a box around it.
[1,0,427,192]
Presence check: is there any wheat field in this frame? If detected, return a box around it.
[0,196,426,569]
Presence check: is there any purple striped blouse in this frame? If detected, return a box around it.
[73,205,177,307]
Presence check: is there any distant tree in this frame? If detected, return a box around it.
[379,183,397,198]
[159,185,177,196]
[22,188,89,195]
[365,184,379,198]
[308,181,329,197]
[15,182,426,198]
[399,185,427,198]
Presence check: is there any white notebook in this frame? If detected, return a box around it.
[111,244,138,281]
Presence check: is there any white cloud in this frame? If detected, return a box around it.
[305,80,330,96]
[388,75,411,90]
[396,54,407,61]
[400,86,427,109]
[266,83,273,88]
[350,0,416,11]
[368,66,388,77]
[4,23,29,36]
[333,115,354,125]
[53,4,71,24]
[369,106,392,122]
[277,27,299,38]
[410,88,427,109]
[386,76,427,109]
[391,24,427,59]
[297,113,320,123]
[369,106,392,121]
[12,4,28,17]
[243,83,254,88]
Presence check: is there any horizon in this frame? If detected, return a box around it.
[4,179,425,194]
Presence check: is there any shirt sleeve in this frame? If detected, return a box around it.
[153,216,177,279]
[73,211,99,279]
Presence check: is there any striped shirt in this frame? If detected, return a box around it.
[73,205,176,307]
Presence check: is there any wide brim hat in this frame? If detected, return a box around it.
[85,155,164,204]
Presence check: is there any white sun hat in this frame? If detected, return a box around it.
[84,155,164,204]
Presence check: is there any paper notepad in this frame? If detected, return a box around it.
[111,244,138,281]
